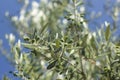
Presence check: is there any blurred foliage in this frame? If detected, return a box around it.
[0,0,120,80]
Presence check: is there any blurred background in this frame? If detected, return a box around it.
[0,0,120,79]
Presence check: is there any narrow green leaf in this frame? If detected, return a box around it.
[21,43,36,49]
[105,22,111,41]
[21,43,48,50]
[90,36,97,50]
[55,39,60,48]
[76,1,83,6]
[40,22,48,34]
[81,34,88,46]
[47,60,57,70]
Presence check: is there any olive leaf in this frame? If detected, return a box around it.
[21,43,48,50]
[105,22,111,41]
[47,60,57,70]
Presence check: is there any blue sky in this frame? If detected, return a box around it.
[0,0,119,80]
[0,0,21,79]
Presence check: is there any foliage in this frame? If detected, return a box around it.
[1,0,120,80]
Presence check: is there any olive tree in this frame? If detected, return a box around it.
[1,0,120,80]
